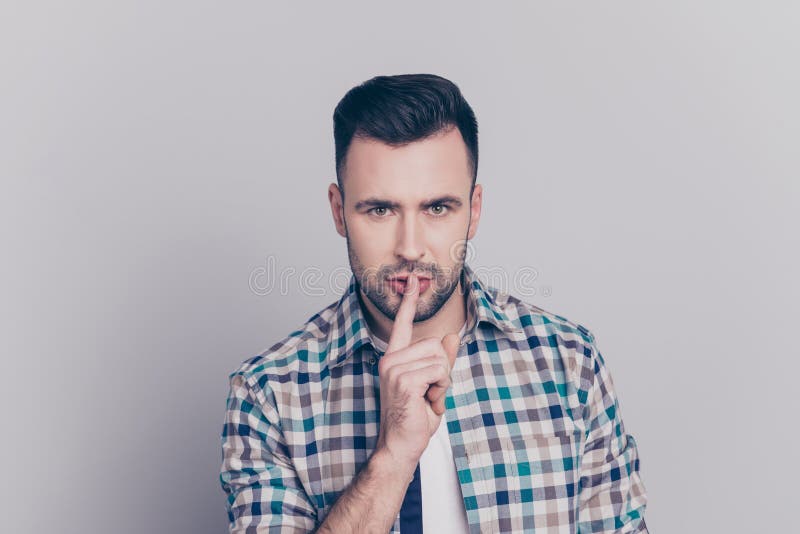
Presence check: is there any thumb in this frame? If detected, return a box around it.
[426,333,462,416]
[441,333,460,370]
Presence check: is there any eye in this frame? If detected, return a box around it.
[429,203,449,217]
[368,206,391,217]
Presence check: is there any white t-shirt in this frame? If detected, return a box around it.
[371,321,471,533]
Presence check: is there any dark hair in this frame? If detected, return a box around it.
[333,73,479,196]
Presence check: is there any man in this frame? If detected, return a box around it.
[220,73,648,533]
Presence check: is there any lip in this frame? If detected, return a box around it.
[388,275,432,284]
[388,276,432,294]
[388,273,432,281]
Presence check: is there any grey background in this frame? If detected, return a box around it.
[2,2,798,532]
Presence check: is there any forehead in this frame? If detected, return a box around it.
[342,127,472,201]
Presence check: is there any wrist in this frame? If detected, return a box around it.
[370,446,417,486]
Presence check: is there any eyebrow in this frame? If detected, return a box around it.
[353,195,464,211]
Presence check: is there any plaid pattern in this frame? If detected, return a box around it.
[220,262,648,533]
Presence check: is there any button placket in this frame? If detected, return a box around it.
[368,348,383,368]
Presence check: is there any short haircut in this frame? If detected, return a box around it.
[333,73,479,197]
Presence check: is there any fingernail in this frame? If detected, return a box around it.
[407,274,418,293]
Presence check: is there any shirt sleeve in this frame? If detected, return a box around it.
[220,372,318,533]
[576,332,648,533]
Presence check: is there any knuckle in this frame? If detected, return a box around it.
[396,373,412,391]
[422,355,438,366]
[418,338,445,358]
[420,337,440,350]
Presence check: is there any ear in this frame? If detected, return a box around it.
[466,183,483,240]
[328,183,347,238]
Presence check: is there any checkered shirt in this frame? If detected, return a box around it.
[220,262,648,533]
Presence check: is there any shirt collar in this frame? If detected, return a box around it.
[327,262,522,368]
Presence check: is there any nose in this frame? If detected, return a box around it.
[393,213,426,262]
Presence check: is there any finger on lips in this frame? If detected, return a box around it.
[382,271,460,414]
[386,273,419,354]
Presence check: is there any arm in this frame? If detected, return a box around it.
[318,273,458,532]
[220,373,317,533]
[220,372,417,534]
[577,333,648,533]
[314,448,415,533]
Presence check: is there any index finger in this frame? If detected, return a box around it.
[386,273,419,353]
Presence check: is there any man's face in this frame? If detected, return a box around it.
[329,126,483,323]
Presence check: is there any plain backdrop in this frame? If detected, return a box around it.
[1,2,798,533]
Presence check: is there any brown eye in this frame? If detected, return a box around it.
[370,207,389,217]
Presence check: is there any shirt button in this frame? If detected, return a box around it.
[368,356,376,365]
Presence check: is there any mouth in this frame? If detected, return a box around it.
[387,274,432,294]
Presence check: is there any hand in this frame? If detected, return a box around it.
[374,273,460,469]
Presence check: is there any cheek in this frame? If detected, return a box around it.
[347,223,393,259]
[347,214,390,236]
[429,220,469,257]
[348,219,387,242]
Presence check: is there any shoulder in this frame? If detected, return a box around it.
[227,298,342,397]
[491,285,597,347]
[489,285,602,383]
